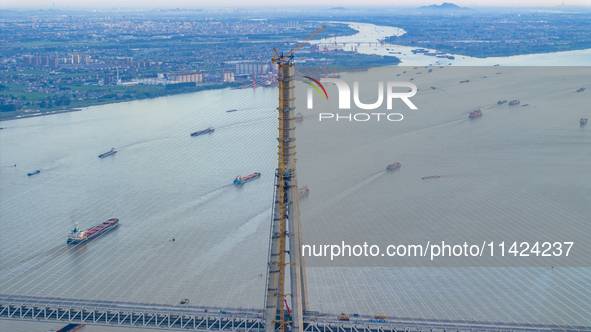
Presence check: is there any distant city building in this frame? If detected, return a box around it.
[235,61,277,75]
[134,78,176,85]
[136,60,151,68]
[22,55,33,66]
[119,57,133,66]
[41,56,49,66]
[50,57,59,68]
[233,74,250,80]
[167,72,203,83]
[222,71,234,82]
[116,81,139,87]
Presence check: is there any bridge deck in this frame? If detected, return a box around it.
[1,295,589,332]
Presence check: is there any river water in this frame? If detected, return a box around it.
[315,22,591,66]
[1,29,591,332]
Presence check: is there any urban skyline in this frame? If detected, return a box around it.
[2,0,591,9]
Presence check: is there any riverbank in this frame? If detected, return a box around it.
[0,81,243,121]
[0,108,82,122]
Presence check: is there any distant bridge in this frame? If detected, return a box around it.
[2,294,590,332]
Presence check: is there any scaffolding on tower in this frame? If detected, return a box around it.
[265,25,326,332]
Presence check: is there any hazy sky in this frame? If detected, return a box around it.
[1,0,589,9]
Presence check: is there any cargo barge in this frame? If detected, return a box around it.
[27,170,40,176]
[581,118,588,125]
[469,110,482,119]
[67,218,119,244]
[98,148,117,158]
[387,162,401,171]
[56,324,85,332]
[422,175,441,180]
[233,173,261,185]
[191,127,214,137]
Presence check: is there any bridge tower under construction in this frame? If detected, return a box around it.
[265,26,324,332]
[264,55,309,332]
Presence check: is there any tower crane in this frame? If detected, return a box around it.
[272,25,326,64]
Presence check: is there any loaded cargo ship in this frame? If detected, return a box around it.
[233,173,261,185]
[422,175,441,180]
[469,110,482,119]
[98,148,117,158]
[67,218,119,244]
[387,162,401,171]
[191,127,214,137]
[581,118,588,125]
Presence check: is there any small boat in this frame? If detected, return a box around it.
[299,186,309,198]
[581,118,588,125]
[387,162,401,171]
[233,172,261,185]
[422,175,440,180]
[226,109,237,113]
[180,299,190,305]
[469,109,482,119]
[509,100,520,106]
[98,148,117,158]
[191,127,214,137]
[294,113,304,122]
[27,170,40,176]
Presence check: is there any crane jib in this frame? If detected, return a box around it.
[273,25,326,63]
